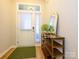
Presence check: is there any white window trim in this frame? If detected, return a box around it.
[16,2,41,13]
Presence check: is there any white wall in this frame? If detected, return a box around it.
[45,0,78,59]
[0,0,16,56]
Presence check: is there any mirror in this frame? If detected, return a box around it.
[49,12,58,34]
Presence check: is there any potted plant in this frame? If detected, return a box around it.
[41,24,49,32]
[41,24,54,33]
[48,25,54,33]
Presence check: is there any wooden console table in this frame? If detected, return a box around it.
[41,32,65,59]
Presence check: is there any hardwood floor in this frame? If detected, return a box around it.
[0,46,45,59]
[0,48,15,59]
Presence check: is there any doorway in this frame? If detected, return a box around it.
[16,12,41,47]
[16,3,41,47]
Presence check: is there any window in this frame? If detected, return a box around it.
[18,4,41,12]
[20,12,32,30]
[35,13,41,42]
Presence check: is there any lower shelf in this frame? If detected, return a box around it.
[42,47,49,56]
[53,48,64,57]
[42,47,52,59]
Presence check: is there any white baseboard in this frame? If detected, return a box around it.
[0,45,17,58]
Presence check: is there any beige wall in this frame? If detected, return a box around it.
[0,0,16,56]
[45,0,78,59]
[9,0,16,46]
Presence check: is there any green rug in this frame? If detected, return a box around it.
[8,46,36,59]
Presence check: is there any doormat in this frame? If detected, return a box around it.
[8,46,36,59]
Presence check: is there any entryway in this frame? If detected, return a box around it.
[16,3,41,47]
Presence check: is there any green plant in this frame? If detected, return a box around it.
[41,24,54,33]
[41,24,48,32]
[49,25,54,32]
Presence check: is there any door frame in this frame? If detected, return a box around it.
[16,3,41,46]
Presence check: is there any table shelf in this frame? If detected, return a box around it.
[41,32,65,59]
